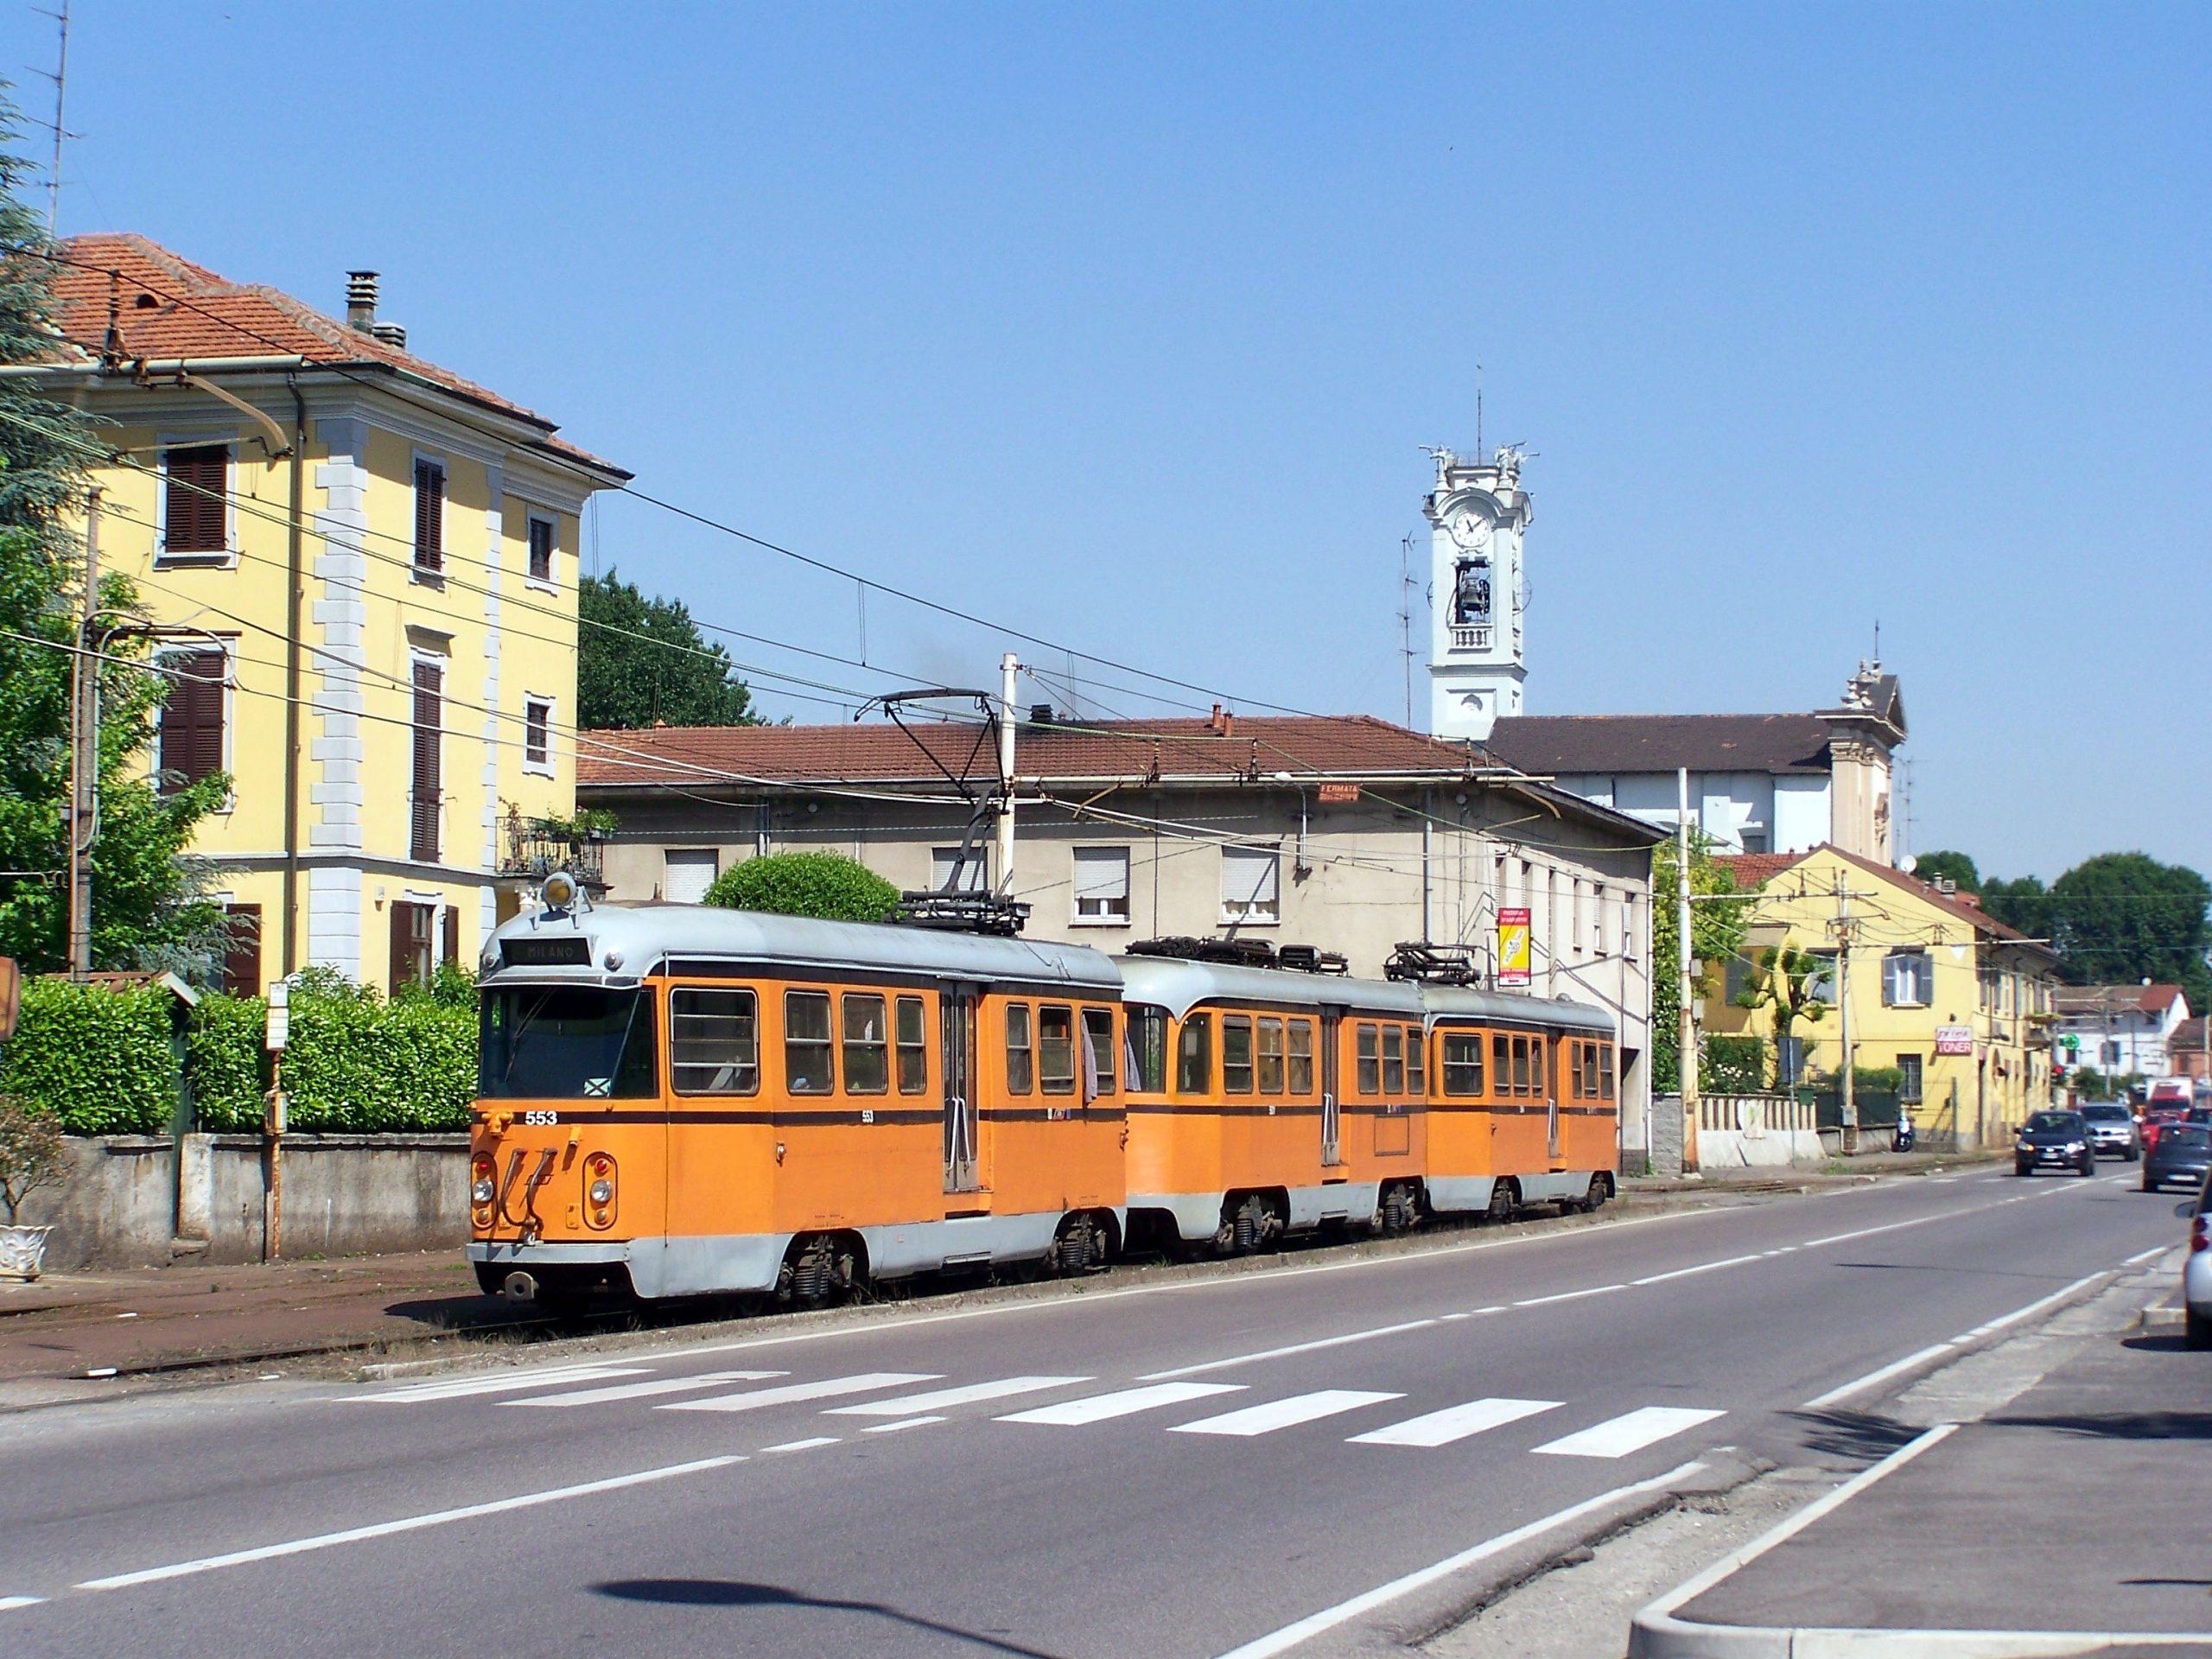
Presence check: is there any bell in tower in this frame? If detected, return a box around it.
[1422,444,1532,741]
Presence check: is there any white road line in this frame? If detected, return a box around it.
[1141,1320,1439,1381]
[2124,1244,2171,1266]
[1512,1284,1624,1307]
[1349,1396,1560,1448]
[1962,1272,2106,1340]
[760,1437,840,1453]
[999,1381,1243,1426]
[1798,1211,1955,1250]
[659,1372,939,1414]
[1632,1252,1765,1286]
[1470,1305,1510,1316]
[358,1365,650,1403]
[862,1415,945,1433]
[1439,1312,1472,1321]
[1171,1389,1402,1438]
[76,1456,741,1591]
[825,1376,1090,1416]
[1800,1342,1955,1411]
[0,1596,43,1612]
[511,1370,785,1408]
[1531,1406,1725,1459]
[1208,1459,1707,1659]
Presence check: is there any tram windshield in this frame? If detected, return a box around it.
[479,987,658,1099]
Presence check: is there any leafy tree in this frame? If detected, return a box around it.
[2047,852,2212,1007]
[1735,945,1832,1090]
[1650,836,1754,1093]
[704,851,900,923]
[1979,874,2050,945]
[577,566,762,729]
[1910,849,1980,893]
[0,113,227,977]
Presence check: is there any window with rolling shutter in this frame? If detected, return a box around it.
[412,458,445,573]
[410,658,442,861]
[161,445,229,557]
[156,649,226,795]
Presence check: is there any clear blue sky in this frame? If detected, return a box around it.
[10,2,2207,881]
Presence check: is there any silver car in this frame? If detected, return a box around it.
[2183,1172,2211,1351]
[2080,1101,2139,1160]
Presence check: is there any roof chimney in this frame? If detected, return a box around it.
[368,321,407,350]
[345,270,379,333]
[1028,702,1055,726]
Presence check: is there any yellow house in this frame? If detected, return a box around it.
[1704,845,2059,1148]
[29,235,629,994]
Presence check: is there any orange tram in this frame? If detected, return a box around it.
[468,897,1619,1308]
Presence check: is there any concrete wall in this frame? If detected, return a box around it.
[1694,1093,1826,1168]
[16,1134,467,1271]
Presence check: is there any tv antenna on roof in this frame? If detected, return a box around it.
[33,2,74,234]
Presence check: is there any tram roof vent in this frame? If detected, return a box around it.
[1276,944,1350,976]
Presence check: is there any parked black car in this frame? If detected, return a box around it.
[2142,1124,2212,1194]
[2015,1109,2094,1178]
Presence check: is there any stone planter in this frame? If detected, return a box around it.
[0,1223,54,1281]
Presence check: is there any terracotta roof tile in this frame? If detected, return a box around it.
[39,234,627,478]
[1712,851,1806,888]
[2055,983,2184,1017]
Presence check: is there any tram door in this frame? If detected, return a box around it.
[942,987,980,1192]
[1544,1036,1562,1160]
[1320,1010,1344,1166]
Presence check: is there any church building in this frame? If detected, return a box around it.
[1421,447,1907,864]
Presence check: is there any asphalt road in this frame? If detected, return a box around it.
[0,1165,2179,1659]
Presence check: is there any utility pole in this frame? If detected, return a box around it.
[1834,870,1857,1154]
[66,486,101,978]
[994,652,1019,895]
[1675,767,1698,1176]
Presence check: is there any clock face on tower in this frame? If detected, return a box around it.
[1447,508,1491,551]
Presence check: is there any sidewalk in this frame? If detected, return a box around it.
[1633,1277,2212,1656]
[0,1250,501,1392]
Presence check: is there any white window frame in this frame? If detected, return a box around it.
[521,692,556,777]
[1071,844,1132,926]
[150,634,237,812]
[410,449,448,584]
[524,511,560,594]
[1882,950,1933,1009]
[155,436,238,566]
[1220,844,1281,926]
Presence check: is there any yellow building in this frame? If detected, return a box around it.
[30,236,629,993]
[1704,845,2058,1147]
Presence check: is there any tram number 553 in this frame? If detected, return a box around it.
[522,1110,561,1127]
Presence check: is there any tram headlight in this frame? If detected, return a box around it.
[583,1152,618,1230]
[472,1178,496,1205]
[588,1179,614,1205]
[540,871,578,911]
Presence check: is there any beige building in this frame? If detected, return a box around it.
[575,711,1667,1143]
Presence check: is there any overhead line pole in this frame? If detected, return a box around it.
[995,652,1019,895]
[67,485,101,977]
[1675,767,1696,1178]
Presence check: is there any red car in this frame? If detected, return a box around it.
[2142,1108,2185,1154]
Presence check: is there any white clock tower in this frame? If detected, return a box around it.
[1423,444,1532,741]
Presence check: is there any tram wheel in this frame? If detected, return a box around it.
[778,1232,855,1308]
[1485,1180,1518,1225]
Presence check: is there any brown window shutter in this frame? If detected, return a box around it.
[528,518,554,582]
[389,902,412,999]
[441,905,460,968]
[163,446,228,554]
[157,650,226,794]
[410,660,442,861]
[222,904,262,995]
[413,461,444,571]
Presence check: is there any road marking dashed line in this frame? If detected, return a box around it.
[1531,1406,1725,1459]
[1000,1381,1243,1426]
[1350,1396,1560,1448]
[512,1370,785,1408]
[1172,1389,1403,1438]
[826,1376,1089,1416]
[660,1372,939,1414]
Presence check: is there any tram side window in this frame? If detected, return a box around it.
[895,995,929,1095]
[1082,1006,1117,1096]
[843,993,889,1096]
[1491,1033,1511,1097]
[1382,1025,1405,1095]
[1357,1023,1381,1095]
[1442,1033,1484,1096]
[1177,1014,1213,1094]
[1256,1017,1285,1094]
[1580,1043,1599,1099]
[1006,1002,1034,1095]
[1039,1005,1077,1096]
[669,988,759,1096]
[1287,1020,1314,1095]
[1128,1004,1168,1092]
[1599,1042,1616,1102]
[1405,1026,1426,1096]
[1531,1039,1547,1098]
[784,989,834,1095]
[1222,1014,1255,1094]
[1510,1035,1530,1097]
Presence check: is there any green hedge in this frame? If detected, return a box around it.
[2,979,179,1134]
[5,979,479,1135]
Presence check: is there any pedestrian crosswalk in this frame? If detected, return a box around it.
[351,1360,1726,1465]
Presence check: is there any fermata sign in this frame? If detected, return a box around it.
[1497,907,1532,988]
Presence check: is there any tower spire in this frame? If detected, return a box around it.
[1421,442,1532,741]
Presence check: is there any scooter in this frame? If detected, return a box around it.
[1893,1109,1916,1154]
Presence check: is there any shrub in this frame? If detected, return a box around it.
[703,850,900,923]
[185,994,268,1130]
[1700,1035,1769,1095]
[279,987,477,1133]
[0,1098,67,1224]
[1,979,177,1134]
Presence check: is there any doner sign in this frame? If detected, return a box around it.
[1497,907,1532,988]
[1935,1024,1974,1056]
